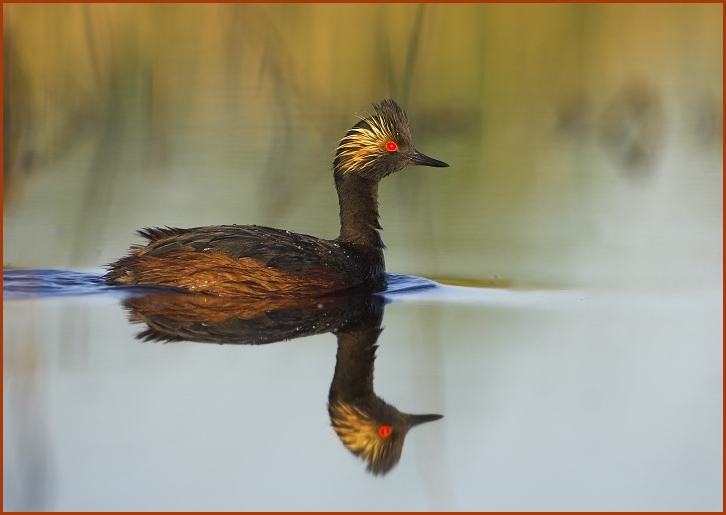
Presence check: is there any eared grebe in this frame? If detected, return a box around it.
[105,99,448,296]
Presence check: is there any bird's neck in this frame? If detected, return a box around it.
[334,174,385,249]
[328,302,384,401]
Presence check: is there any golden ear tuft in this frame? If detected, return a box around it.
[335,118,397,174]
[329,401,402,475]
[334,99,412,176]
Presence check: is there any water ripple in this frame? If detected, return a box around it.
[381,273,440,296]
[3,269,440,300]
[3,269,110,298]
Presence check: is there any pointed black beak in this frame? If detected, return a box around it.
[407,413,444,427]
[410,150,449,168]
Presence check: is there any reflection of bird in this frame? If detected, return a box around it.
[121,287,383,345]
[328,299,442,476]
[121,289,443,475]
[105,100,448,296]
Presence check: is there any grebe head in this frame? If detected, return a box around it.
[329,398,443,476]
[333,99,449,181]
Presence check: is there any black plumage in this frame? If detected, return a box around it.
[105,100,448,296]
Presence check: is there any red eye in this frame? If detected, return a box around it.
[379,425,392,438]
[385,141,398,152]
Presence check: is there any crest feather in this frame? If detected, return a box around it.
[334,99,411,176]
[329,400,401,475]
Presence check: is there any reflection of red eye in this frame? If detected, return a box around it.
[379,425,392,438]
[385,141,398,152]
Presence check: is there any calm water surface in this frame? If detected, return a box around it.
[3,270,721,511]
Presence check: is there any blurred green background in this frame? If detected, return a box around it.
[3,3,722,288]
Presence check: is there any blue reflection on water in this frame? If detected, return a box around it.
[3,269,109,298]
[3,269,439,300]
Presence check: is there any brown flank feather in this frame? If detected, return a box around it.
[109,251,351,297]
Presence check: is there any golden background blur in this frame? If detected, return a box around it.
[4,3,723,287]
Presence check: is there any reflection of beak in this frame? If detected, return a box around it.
[410,150,449,168]
[407,413,444,427]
